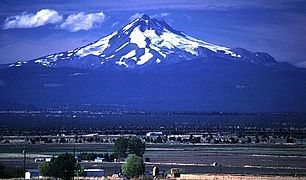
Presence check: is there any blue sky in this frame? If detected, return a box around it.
[0,0,305,67]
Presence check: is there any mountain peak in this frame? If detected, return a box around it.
[124,14,169,35]
[140,14,151,20]
[9,15,246,69]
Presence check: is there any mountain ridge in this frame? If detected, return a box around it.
[1,15,306,112]
[7,14,281,69]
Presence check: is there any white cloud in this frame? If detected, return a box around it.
[129,13,144,21]
[3,9,63,29]
[3,10,107,32]
[60,12,106,32]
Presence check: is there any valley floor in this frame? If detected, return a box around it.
[0,143,306,178]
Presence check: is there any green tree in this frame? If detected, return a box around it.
[39,153,79,180]
[128,136,145,157]
[114,137,128,158]
[76,166,85,177]
[39,159,55,177]
[122,154,144,178]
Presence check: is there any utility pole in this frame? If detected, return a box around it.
[73,146,75,180]
[23,146,26,176]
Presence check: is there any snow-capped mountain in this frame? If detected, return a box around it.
[9,14,277,69]
[2,14,306,112]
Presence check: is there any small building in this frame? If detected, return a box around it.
[25,169,40,179]
[25,172,31,180]
[146,131,163,137]
[94,157,105,162]
[84,169,105,177]
[34,157,44,163]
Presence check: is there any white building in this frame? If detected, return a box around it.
[146,132,163,137]
[94,157,105,162]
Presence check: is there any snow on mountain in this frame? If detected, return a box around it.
[2,15,306,112]
[9,14,278,69]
